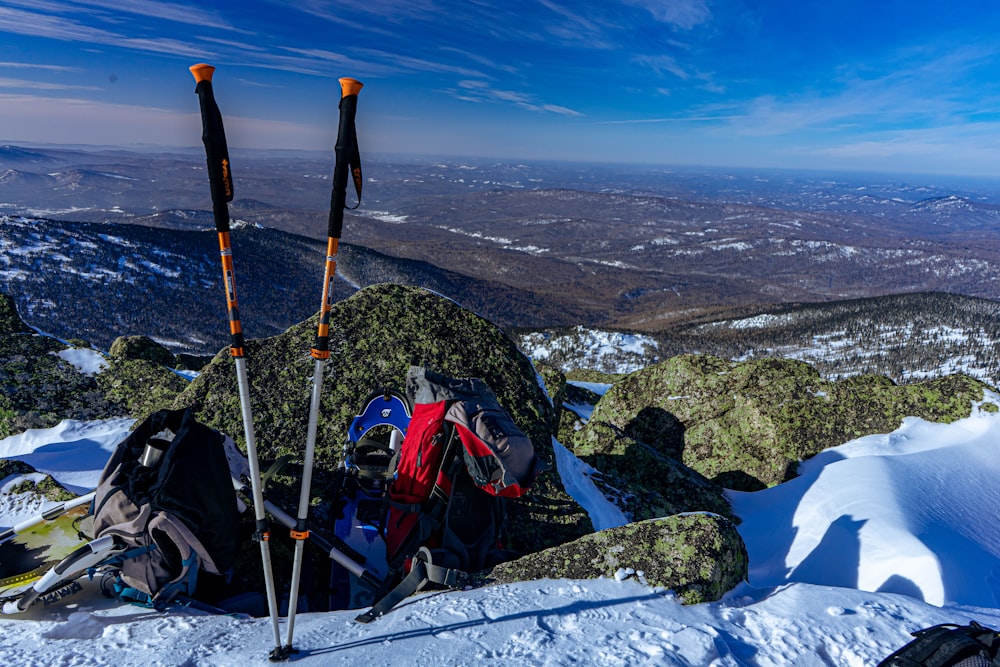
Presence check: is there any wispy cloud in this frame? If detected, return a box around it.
[0,77,99,91]
[454,80,582,116]
[0,6,210,58]
[535,0,616,49]
[621,0,712,30]
[0,93,321,149]
[796,121,1000,176]
[0,61,79,72]
[356,48,484,78]
[66,0,247,33]
[597,114,744,125]
[634,54,691,81]
[715,43,1000,138]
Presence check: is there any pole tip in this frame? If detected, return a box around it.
[190,63,215,84]
[339,77,364,98]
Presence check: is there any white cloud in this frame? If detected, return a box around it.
[0,77,98,91]
[451,81,582,116]
[0,6,209,58]
[621,0,712,30]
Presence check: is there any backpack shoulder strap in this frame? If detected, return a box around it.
[355,547,459,623]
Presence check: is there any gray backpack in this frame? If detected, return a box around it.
[91,409,242,608]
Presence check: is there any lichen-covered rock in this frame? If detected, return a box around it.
[0,459,76,502]
[573,421,733,521]
[176,353,213,372]
[96,358,189,419]
[580,354,995,490]
[489,512,747,604]
[0,458,36,480]
[172,283,593,552]
[108,335,175,366]
[0,293,31,335]
[0,295,116,435]
[0,292,188,434]
[6,474,76,502]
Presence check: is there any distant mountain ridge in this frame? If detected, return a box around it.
[0,214,584,353]
[4,144,1000,356]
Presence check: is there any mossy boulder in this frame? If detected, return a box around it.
[0,293,31,335]
[0,292,188,434]
[579,354,995,490]
[0,459,76,502]
[172,283,593,552]
[176,353,213,372]
[489,512,747,604]
[573,421,733,521]
[0,294,116,435]
[96,359,189,419]
[6,474,76,502]
[0,458,36,480]
[108,335,175,366]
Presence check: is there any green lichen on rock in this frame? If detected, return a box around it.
[573,421,733,521]
[0,458,36,480]
[0,292,189,432]
[578,354,995,490]
[0,458,75,502]
[172,283,593,552]
[489,513,747,604]
[96,358,189,420]
[7,474,76,502]
[0,294,116,434]
[108,335,175,367]
[0,293,31,335]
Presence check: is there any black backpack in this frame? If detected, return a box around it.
[877,622,1000,667]
[91,408,242,608]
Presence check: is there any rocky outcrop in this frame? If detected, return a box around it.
[573,355,996,491]
[489,513,747,605]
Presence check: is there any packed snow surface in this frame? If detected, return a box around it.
[3,402,1000,665]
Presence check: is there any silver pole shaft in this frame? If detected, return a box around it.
[235,357,282,650]
[284,357,325,650]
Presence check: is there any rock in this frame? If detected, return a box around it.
[96,359,189,419]
[573,421,733,521]
[0,459,76,502]
[0,292,188,434]
[489,512,748,604]
[108,335,175,366]
[0,295,114,435]
[579,354,996,490]
[172,283,593,552]
[175,353,213,372]
[0,292,31,335]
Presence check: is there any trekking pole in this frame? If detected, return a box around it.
[189,63,283,659]
[282,76,364,659]
[0,492,95,544]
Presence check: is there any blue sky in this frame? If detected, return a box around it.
[2,0,1000,176]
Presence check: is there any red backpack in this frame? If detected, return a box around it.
[357,366,540,622]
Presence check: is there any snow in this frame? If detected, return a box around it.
[53,348,107,376]
[3,404,1000,664]
[0,418,134,495]
[552,437,628,531]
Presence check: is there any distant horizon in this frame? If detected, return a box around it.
[6,138,1000,189]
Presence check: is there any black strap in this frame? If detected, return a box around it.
[354,548,460,623]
